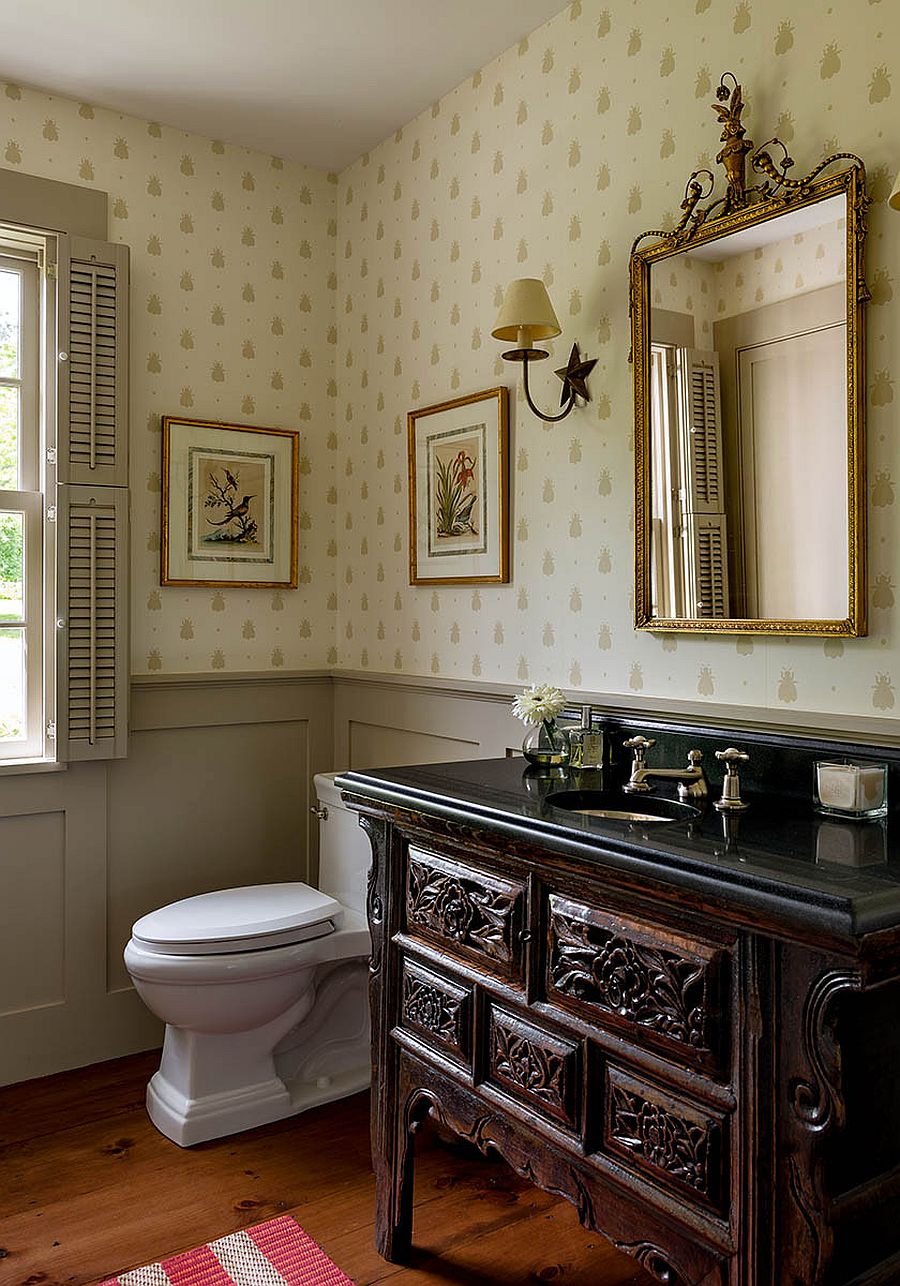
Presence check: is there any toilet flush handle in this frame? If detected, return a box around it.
[310,805,328,821]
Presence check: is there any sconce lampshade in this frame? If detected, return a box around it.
[890,169,900,212]
[492,278,562,345]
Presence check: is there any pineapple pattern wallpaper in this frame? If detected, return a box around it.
[335,0,900,721]
[2,0,900,722]
[0,84,337,675]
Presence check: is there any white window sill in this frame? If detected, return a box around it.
[0,756,67,775]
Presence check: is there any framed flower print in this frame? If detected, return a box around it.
[407,387,510,586]
[161,416,299,588]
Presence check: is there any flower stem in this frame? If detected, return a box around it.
[542,718,557,746]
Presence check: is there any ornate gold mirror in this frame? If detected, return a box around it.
[630,73,869,635]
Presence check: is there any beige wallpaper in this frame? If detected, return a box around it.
[652,215,845,332]
[335,0,900,721]
[0,85,338,674]
[3,0,900,725]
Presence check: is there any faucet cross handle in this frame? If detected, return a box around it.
[714,747,750,812]
[623,735,656,767]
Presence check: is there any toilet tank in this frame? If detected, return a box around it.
[313,772,371,915]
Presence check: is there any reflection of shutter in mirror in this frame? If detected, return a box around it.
[676,349,729,618]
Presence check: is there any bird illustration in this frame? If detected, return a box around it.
[224,468,238,490]
[207,495,255,525]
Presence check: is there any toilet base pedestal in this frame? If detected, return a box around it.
[147,1061,371,1147]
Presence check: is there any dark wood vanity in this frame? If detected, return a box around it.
[339,742,900,1286]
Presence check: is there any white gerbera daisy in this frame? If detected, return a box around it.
[511,682,566,726]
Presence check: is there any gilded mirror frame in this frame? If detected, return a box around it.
[630,73,869,636]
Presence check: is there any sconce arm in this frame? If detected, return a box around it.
[521,356,577,423]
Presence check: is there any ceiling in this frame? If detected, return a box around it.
[1,0,571,171]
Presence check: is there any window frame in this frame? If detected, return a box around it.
[0,244,53,763]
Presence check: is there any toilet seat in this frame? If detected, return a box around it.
[131,882,342,956]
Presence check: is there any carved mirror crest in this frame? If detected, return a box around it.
[630,73,869,635]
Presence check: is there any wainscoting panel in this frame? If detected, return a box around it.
[0,673,333,1087]
[347,720,478,770]
[0,811,66,1017]
[334,673,523,773]
[106,719,311,993]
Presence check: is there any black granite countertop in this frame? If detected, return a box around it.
[337,756,900,944]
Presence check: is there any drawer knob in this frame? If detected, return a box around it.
[518,929,533,944]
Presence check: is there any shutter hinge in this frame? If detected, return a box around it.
[45,262,57,280]
[46,446,57,465]
[47,504,57,522]
[46,721,56,740]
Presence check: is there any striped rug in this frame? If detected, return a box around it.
[96,1215,355,1286]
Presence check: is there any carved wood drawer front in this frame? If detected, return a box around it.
[601,1065,726,1214]
[486,1004,580,1132]
[546,895,729,1076]
[405,846,525,982]
[400,959,471,1063]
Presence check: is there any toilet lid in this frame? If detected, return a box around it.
[131,883,343,955]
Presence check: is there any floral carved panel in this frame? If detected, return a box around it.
[405,846,524,979]
[488,1006,579,1130]
[401,961,470,1060]
[604,1067,723,1210]
[547,895,728,1072]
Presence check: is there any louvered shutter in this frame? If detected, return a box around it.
[679,349,725,514]
[677,349,729,617]
[684,513,729,618]
[56,485,129,759]
[55,235,130,761]
[57,236,129,487]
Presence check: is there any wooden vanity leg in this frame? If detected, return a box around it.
[373,1087,416,1262]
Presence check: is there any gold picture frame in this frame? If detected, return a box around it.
[408,387,510,586]
[161,415,299,588]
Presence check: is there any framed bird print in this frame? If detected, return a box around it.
[161,416,299,588]
[407,386,510,586]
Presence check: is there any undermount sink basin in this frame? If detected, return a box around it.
[545,790,701,824]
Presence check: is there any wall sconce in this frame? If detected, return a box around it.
[492,277,597,423]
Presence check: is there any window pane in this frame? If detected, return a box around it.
[0,511,23,622]
[0,627,25,741]
[0,384,18,488]
[0,271,19,381]
[0,269,20,379]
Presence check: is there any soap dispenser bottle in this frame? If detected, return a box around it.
[568,706,604,770]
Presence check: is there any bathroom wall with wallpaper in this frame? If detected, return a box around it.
[0,84,338,674]
[335,0,900,721]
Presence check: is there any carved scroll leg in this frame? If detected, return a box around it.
[374,1098,416,1263]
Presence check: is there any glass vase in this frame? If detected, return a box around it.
[522,720,570,768]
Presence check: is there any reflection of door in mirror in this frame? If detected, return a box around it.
[648,193,849,622]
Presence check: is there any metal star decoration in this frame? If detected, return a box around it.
[554,342,597,406]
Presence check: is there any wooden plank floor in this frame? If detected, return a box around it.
[0,1051,654,1286]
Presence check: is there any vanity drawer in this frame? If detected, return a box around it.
[400,958,472,1064]
[546,895,730,1076]
[405,846,526,983]
[600,1064,726,1215]
[486,1003,580,1132]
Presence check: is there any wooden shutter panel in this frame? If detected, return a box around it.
[56,484,129,760]
[685,513,729,618]
[679,349,725,514]
[676,349,729,617]
[57,236,129,487]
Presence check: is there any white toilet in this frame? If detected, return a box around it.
[123,772,371,1147]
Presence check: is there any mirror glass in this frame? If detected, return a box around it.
[645,191,851,624]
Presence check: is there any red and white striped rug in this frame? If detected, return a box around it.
[96,1215,355,1286]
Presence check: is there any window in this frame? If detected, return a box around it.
[0,226,129,766]
[0,246,47,760]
